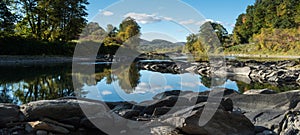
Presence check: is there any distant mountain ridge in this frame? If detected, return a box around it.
[139,39,185,46]
[138,39,185,52]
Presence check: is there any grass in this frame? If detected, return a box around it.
[225,43,300,56]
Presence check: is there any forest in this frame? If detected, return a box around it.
[0,0,299,56]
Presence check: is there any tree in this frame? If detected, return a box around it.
[210,22,230,46]
[184,21,229,57]
[0,0,17,35]
[232,0,300,45]
[117,17,141,48]
[17,0,89,42]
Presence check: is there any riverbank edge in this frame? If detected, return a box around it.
[0,54,300,65]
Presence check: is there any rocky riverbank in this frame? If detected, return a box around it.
[138,60,300,85]
[1,89,300,135]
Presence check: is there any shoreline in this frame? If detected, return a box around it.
[0,54,299,65]
[0,55,73,65]
[227,54,300,59]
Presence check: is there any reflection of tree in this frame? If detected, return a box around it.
[0,84,15,104]
[201,76,212,88]
[0,65,78,104]
[13,74,74,104]
[201,75,227,88]
[113,63,141,94]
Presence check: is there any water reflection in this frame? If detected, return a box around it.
[0,63,299,104]
[0,65,75,104]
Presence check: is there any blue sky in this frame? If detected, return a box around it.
[86,0,255,42]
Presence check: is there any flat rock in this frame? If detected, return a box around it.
[232,67,251,76]
[0,104,21,127]
[227,90,300,134]
[243,89,277,95]
[20,99,108,121]
[28,121,69,134]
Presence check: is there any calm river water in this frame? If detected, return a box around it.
[0,62,298,104]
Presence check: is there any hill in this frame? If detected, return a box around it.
[138,39,185,52]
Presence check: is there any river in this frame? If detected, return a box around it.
[0,61,299,104]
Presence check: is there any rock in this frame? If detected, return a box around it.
[185,66,197,72]
[36,130,48,135]
[80,111,114,130]
[278,111,300,135]
[160,103,255,135]
[230,75,252,84]
[243,89,277,95]
[42,118,75,130]
[28,121,70,134]
[118,109,140,119]
[227,90,300,134]
[59,117,81,128]
[152,107,171,116]
[150,126,178,135]
[185,110,254,135]
[20,99,108,121]
[0,104,21,127]
[232,67,251,76]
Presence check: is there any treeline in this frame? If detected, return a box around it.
[184,21,230,57]
[231,0,300,54]
[79,17,141,55]
[186,0,300,56]
[0,0,89,55]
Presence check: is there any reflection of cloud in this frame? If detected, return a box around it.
[180,82,204,87]
[124,12,173,24]
[101,90,112,95]
[102,11,114,16]
[133,82,173,94]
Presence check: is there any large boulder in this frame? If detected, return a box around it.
[227,90,300,134]
[20,99,109,121]
[158,101,255,135]
[278,111,300,135]
[232,67,251,76]
[0,104,22,127]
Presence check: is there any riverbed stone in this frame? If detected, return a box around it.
[0,104,21,127]
[36,130,48,135]
[227,90,300,134]
[159,102,255,135]
[28,121,70,134]
[243,89,277,95]
[232,67,251,76]
[20,99,108,121]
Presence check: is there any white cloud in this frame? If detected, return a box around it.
[179,19,196,25]
[124,13,160,24]
[102,11,114,16]
[163,17,174,21]
[205,19,214,22]
[179,19,214,26]
[124,12,173,24]
[101,90,112,95]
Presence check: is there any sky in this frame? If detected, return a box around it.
[86,0,255,42]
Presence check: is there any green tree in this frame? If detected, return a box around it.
[232,0,300,45]
[184,21,228,57]
[17,0,89,42]
[0,0,17,35]
[117,17,141,48]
